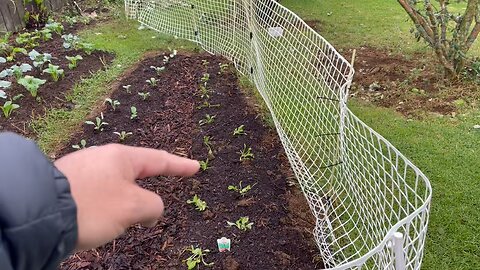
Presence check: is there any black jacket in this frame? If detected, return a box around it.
[0,133,77,270]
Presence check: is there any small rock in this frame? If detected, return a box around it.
[473,125,480,129]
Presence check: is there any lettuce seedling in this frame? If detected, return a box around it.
[162,55,170,64]
[40,28,52,41]
[123,85,132,93]
[150,65,165,75]
[113,131,132,142]
[201,59,209,68]
[62,34,80,49]
[199,114,215,126]
[183,246,213,270]
[43,64,64,82]
[227,216,254,231]
[138,92,150,100]
[0,100,20,118]
[228,181,256,197]
[44,22,64,35]
[199,159,210,171]
[238,144,254,161]
[15,32,40,48]
[17,76,46,97]
[130,106,138,120]
[11,64,33,79]
[233,125,246,136]
[85,112,108,131]
[187,195,207,211]
[66,55,83,69]
[6,47,27,62]
[105,98,120,111]
[218,63,229,74]
[146,77,157,86]
[72,139,87,150]
[169,49,177,58]
[201,73,210,83]
[29,49,52,68]
[197,84,210,99]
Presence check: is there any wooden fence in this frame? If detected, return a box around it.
[0,0,64,33]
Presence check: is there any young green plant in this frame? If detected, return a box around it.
[72,139,87,150]
[130,106,138,120]
[199,114,215,126]
[196,101,220,110]
[201,73,210,83]
[113,131,132,142]
[123,85,132,93]
[85,112,108,131]
[199,159,210,171]
[228,181,256,197]
[183,246,213,270]
[0,100,20,118]
[66,55,83,69]
[238,144,254,161]
[43,64,64,82]
[146,77,157,86]
[138,92,150,100]
[17,75,46,97]
[187,195,207,212]
[105,98,120,111]
[233,125,246,136]
[150,65,165,75]
[227,216,254,231]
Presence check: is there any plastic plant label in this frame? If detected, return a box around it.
[217,237,231,252]
[268,27,284,38]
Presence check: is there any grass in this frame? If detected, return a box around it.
[280,1,480,269]
[32,16,198,153]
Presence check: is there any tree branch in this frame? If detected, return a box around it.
[397,0,436,45]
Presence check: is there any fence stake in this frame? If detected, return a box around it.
[393,232,406,270]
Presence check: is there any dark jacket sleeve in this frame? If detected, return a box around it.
[0,132,78,270]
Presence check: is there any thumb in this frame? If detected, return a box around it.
[128,185,164,227]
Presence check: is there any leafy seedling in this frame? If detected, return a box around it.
[199,114,215,126]
[17,76,46,98]
[29,49,52,68]
[238,144,254,161]
[43,64,64,82]
[11,64,33,79]
[169,49,177,58]
[228,181,256,197]
[123,85,132,93]
[150,65,165,75]
[183,246,213,270]
[40,28,52,41]
[196,101,220,110]
[66,55,83,69]
[162,55,170,64]
[146,77,157,86]
[0,100,20,118]
[130,106,138,120]
[233,125,246,136]
[105,98,120,111]
[78,42,94,55]
[198,84,210,99]
[218,63,229,74]
[72,139,87,150]
[187,194,207,212]
[201,59,209,68]
[15,32,40,48]
[227,216,254,231]
[85,112,109,131]
[199,159,210,171]
[6,47,27,62]
[44,21,64,35]
[113,131,132,142]
[138,92,150,100]
[62,34,80,49]
[203,136,214,158]
[201,73,210,83]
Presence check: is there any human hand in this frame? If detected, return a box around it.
[54,144,199,251]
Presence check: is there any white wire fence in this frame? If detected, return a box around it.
[124,0,432,269]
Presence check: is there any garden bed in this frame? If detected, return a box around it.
[0,23,113,136]
[59,52,321,269]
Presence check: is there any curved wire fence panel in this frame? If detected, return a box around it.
[124,0,432,269]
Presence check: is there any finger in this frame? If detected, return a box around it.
[129,185,165,227]
[123,146,200,179]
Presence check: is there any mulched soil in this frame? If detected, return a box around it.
[59,52,321,270]
[344,46,479,117]
[0,26,113,136]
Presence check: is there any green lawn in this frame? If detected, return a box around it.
[281,1,480,269]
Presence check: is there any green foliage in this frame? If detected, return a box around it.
[146,77,157,86]
[227,216,254,231]
[44,22,64,35]
[6,47,27,62]
[72,139,87,150]
[0,100,20,118]
[199,159,210,171]
[183,246,213,270]
[187,194,207,211]
[85,112,108,131]
[23,0,49,29]
[197,84,210,99]
[218,63,229,74]
[43,64,64,82]
[66,55,83,69]
[123,84,132,93]
[10,64,33,79]
[113,131,132,142]
[130,106,138,120]
[15,32,40,48]
[196,101,220,110]
[29,49,52,68]
[138,92,150,100]
[233,125,246,136]
[199,114,215,126]
[238,144,254,161]
[17,75,46,97]
[228,181,256,197]
[201,73,210,83]
[150,65,165,75]
[105,98,120,110]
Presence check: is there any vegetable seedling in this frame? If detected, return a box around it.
[0,100,20,118]
[43,64,64,82]
[11,64,33,79]
[238,144,254,161]
[227,216,254,231]
[17,76,46,98]
[146,77,157,86]
[233,125,246,136]
[199,159,210,171]
[199,114,215,126]
[138,92,150,100]
[85,112,109,131]
[78,42,94,55]
[169,49,177,58]
[130,106,138,120]
[201,73,210,83]
[201,59,209,68]
[196,101,220,110]
[123,85,132,93]
[228,181,256,197]
[198,84,210,99]
[187,194,207,212]
[72,139,87,150]
[44,22,64,34]
[203,136,214,158]
[6,47,27,62]
[218,63,229,74]
[62,34,80,49]
[66,55,83,69]
[150,65,165,75]
[29,49,52,68]
[183,246,213,270]
[105,98,120,111]
[113,131,133,142]
[162,55,170,64]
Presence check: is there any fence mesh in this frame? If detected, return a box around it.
[124,0,432,269]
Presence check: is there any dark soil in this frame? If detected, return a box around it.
[0,30,113,136]
[344,46,479,117]
[59,52,321,269]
